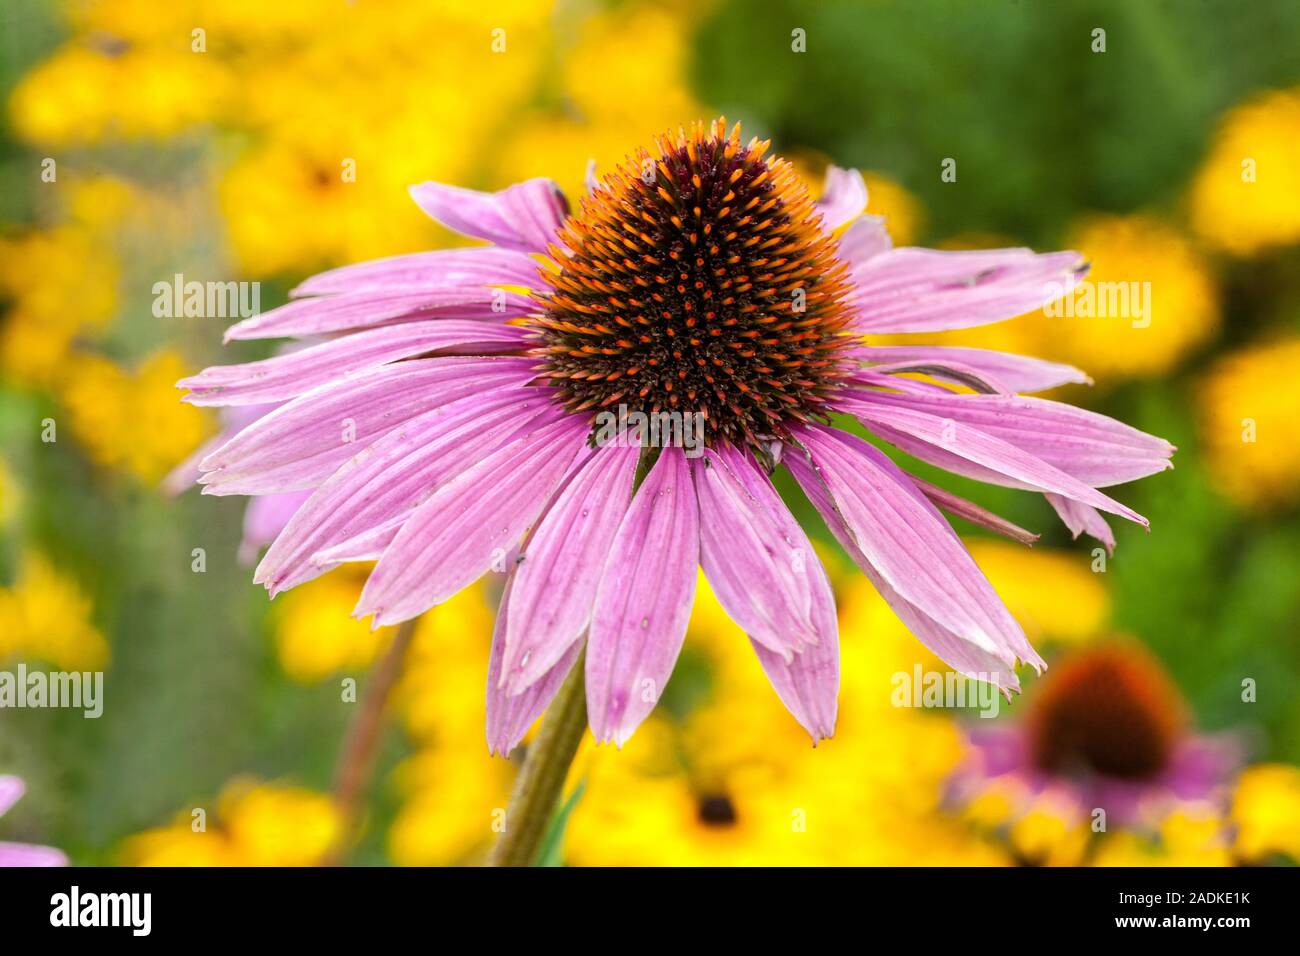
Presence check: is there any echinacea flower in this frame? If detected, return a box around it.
[0,775,67,866]
[949,644,1238,830]
[179,119,1173,750]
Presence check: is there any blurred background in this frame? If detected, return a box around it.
[1,0,1298,866]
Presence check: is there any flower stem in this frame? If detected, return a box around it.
[487,650,588,867]
[326,616,419,863]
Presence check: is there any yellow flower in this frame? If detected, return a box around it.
[1092,807,1233,867]
[273,567,390,683]
[58,350,212,483]
[218,783,341,867]
[495,4,705,201]
[0,552,108,671]
[861,171,924,247]
[1190,88,1300,255]
[1231,763,1300,863]
[0,225,118,388]
[122,780,341,867]
[878,215,1218,381]
[9,45,232,145]
[384,582,517,865]
[393,583,497,744]
[386,745,513,866]
[1043,214,1218,378]
[565,570,1008,866]
[1197,338,1300,510]
[560,5,700,129]
[1007,792,1092,866]
[967,540,1110,646]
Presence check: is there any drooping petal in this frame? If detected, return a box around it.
[586,447,699,746]
[786,424,1042,672]
[862,564,1025,692]
[408,178,567,252]
[844,389,1175,488]
[486,575,583,757]
[909,475,1040,547]
[290,246,541,299]
[198,357,538,495]
[224,288,535,342]
[1046,493,1116,555]
[693,445,827,657]
[860,345,1091,393]
[355,416,589,626]
[815,165,867,232]
[857,359,1012,395]
[749,547,840,743]
[500,444,640,696]
[838,390,1149,526]
[848,247,1086,333]
[179,321,532,406]
[255,389,563,595]
[783,444,1030,690]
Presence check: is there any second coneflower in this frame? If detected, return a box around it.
[179,119,1173,751]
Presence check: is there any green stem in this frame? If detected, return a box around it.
[326,616,419,864]
[487,650,588,867]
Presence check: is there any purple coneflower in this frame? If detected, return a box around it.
[949,644,1238,826]
[179,119,1173,751]
[0,775,67,866]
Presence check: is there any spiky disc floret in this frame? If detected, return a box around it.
[529,119,858,450]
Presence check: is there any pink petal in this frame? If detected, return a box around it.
[838,390,1149,526]
[290,246,542,299]
[1046,493,1116,555]
[858,359,1012,395]
[786,425,1043,672]
[224,288,535,342]
[198,357,538,495]
[783,446,1028,690]
[179,321,532,406]
[500,444,640,696]
[845,389,1174,488]
[816,165,868,231]
[693,445,827,657]
[0,842,68,867]
[837,214,892,265]
[0,776,24,817]
[848,247,1086,333]
[310,514,407,569]
[408,178,567,253]
[860,345,1091,393]
[354,416,589,626]
[749,545,840,743]
[254,389,564,595]
[910,476,1040,547]
[486,575,583,757]
[586,447,700,746]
